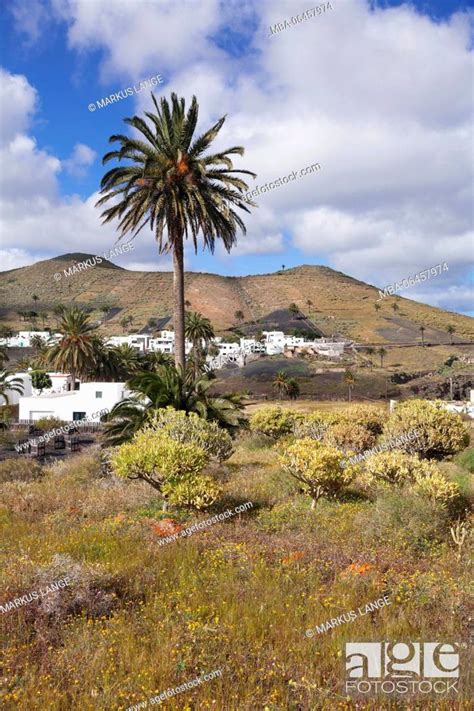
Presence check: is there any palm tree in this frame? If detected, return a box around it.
[97,92,255,374]
[306,299,313,310]
[366,346,375,369]
[287,378,300,400]
[142,350,173,371]
[374,302,381,312]
[234,310,244,324]
[377,347,387,368]
[32,294,39,304]
[419,325,426,347]
[38,312,48,330]
[102,365,245,446]
[30,334,46,351]
[0,371,24,405]
[184,311,214,378]
[447,325,456,345]
[0,345,8,368]
[272,370,289,400]
[344,369,356,401]
[288,303,299,318]
[46,307,97,390]
[391,303,399,314]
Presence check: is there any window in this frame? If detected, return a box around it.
[73,412,86,421]
[95,391,103,398]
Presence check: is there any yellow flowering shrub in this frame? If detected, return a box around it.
[110,429,214,509]
[364,450,460,506]
[383,399,469,459]
[280,438,356,508]
[339,405,385,435]
[292,411,338,440]
[164,476,221,509]
[249,407,299,439]
[323,421,376,453]
[147,408,234,462]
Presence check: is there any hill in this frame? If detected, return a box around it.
[0,255,472,345]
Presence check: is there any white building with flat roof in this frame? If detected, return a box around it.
[19,381,129,422]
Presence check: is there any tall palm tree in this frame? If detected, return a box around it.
[46,307,97,390]
[366,346,375,369]
[391,303,399,314]
[272,370,289,400]
[96,92,256,373]
[419,325,426,347]
[447,325,456,345]
[288,303,299,318]
[374,302,381,312]
[0,371,24,405]
[344,369,356,401]
[377,346,387,368]
[185,311,214,377]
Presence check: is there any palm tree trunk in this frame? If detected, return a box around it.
[172,235,186,371]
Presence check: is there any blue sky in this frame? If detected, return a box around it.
[0,0,472,314]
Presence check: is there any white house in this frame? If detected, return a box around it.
[19,381,129,422]
[0,331,60,348]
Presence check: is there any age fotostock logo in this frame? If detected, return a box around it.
[345,642,459,695]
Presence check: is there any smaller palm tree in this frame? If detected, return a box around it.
[374,302,381,312]
[185,311,215,378]
[377,346,387,368]
[46,307,97,390]
[287,378,300,400]
[288,303,299,318]
[447,325,456,345]
[272,370,289,400]
[0,371,24,405]
[419,326,426,347]
[392,303,399,313]
[32,294,39,304]
[366,346,375,369]
[344,369,356,401]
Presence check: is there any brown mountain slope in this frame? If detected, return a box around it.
[0,256,472,343]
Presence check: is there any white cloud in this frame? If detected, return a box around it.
[0,67,38,145]
[63,143,96,177]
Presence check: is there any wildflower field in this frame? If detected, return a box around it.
[0,402,472,710]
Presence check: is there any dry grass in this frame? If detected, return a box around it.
[0,425,472,709]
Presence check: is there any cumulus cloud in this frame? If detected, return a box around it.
[63,143,96,177]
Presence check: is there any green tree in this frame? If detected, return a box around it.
[392,302,399,313]
[366,346,375,369]
[374,302,381,312]
[272,370,289,400]
[288,303,299,318]
[447,325,455,345]
[0,371,24,405]
[46,307,97,390]
[97,92,255,373]
[32,294,39,304]
[234,310,244,324]
[185,311,214,378]
[31,370,52,394]
[377,346,387,368]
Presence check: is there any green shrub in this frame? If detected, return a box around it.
[360,490,450,552]
[249,407,299,439]
[280,438,356,508]
[110,429,218,509]
[0,459,43,484]
[383,399,469,459]
[454,447,474,473]
[148,408,234,462]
